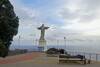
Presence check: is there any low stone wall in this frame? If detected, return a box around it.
[8,49,28,56]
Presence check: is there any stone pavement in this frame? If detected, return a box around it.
[0,52,41,64]
[0,53,100,67]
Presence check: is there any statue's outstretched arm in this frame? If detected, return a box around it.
[45,27,49,29]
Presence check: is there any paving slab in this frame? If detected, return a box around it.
[0,53,100,67]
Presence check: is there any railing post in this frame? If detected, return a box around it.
[96,54,98,61]
[89,53,91,61]
[83,52,85,56]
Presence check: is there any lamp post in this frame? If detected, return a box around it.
[57,39,59,49]
[18,35,21,49]
[64,37,66,51]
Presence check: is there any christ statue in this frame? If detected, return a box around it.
[37,24,49,51]
[38,24,49,40]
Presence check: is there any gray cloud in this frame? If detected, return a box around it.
[81,0,100,12]
[78,0,100,23]
[10,0,100,41]
[60,8,78,20]
[60,0,100,24]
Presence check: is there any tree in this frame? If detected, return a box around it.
[0,0,19,57]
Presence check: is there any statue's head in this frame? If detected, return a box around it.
[42,24,44,27]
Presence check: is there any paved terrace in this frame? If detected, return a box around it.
[0,52,100,67]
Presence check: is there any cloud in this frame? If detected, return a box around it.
[58,0,100,36]
[8,0,100,50]
[10,0,42,39]
[81,0,100,12]
[9,0,100,41]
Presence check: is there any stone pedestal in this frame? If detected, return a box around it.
[38,39,46,52]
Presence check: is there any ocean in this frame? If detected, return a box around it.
[10,39,100,61]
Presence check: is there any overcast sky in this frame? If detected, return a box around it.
[9,0,100,41]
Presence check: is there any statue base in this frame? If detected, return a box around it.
[38,46,44,52]
[38,39,46,52]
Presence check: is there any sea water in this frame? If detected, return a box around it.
[10,39,100,61]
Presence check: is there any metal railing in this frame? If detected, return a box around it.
[67,51,100,62]
[11,39,100,61]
